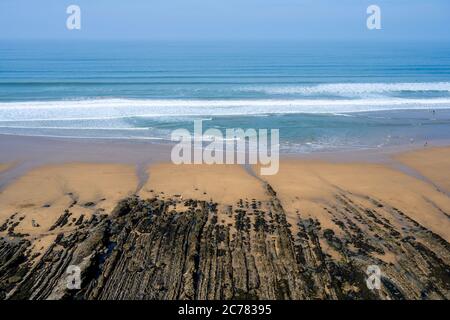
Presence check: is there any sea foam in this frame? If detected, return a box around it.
[238,82,450,96]
[0,97,449,121]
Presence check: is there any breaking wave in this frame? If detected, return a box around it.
[0,97,450,121]
[238,82,450,96]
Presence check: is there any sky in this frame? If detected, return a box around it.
[0,0,449,41]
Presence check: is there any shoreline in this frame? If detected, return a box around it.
[1,133,449,233]
[0,134,449,300]
[0,132,449,190]
[0,141,449,300]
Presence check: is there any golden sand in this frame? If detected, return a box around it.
[395,146,450,193]
[139,163,269,204]
[0,163,11,173]
[0,163,138,237]
[258,159,450,243]
[1,147,449,253]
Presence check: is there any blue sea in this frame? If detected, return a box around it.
[1,40,450,152]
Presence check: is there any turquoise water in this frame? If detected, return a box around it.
[1,40,450,152]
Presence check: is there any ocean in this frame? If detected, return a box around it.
[1,40,450,152]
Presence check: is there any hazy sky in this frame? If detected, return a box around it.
[0,0,449,41]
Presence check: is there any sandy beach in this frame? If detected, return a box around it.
[2,135,449,239]
[0,135,449,299]
[1,135,449,243]
[1,0,450,307]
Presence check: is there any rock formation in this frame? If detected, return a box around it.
[0,183,449,300]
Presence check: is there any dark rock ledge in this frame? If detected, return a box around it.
[0,184,449,300]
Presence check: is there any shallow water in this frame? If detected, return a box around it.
[1,40,449,152]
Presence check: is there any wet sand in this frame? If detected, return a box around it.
[0,133,449,248]
[0,164,11,174]
[0,134,172,191]
[0,134,449,300]
[395,147,450,193]
[258,158,450,243]
[139,164,269,204]
[0,163,138,235]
